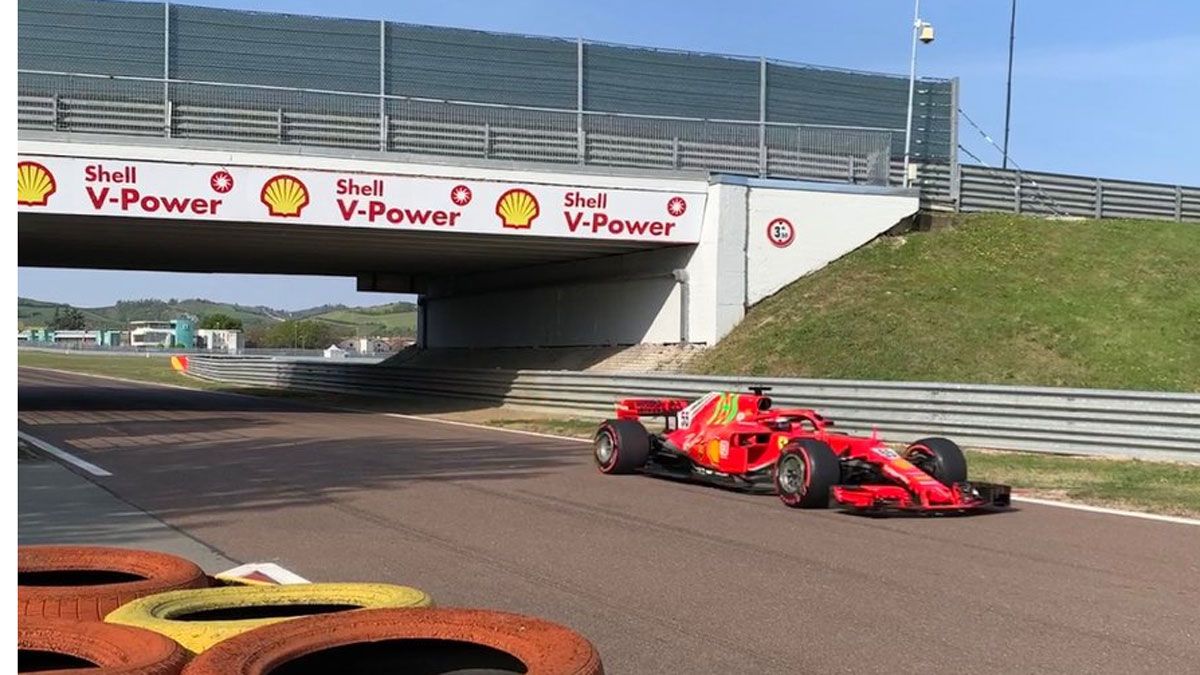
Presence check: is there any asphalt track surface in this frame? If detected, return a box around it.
[17,367,1200,674]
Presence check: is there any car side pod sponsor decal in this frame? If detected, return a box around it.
[17,161,56,206]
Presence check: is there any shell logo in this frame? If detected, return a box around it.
[17,161,56,207]
[495,188,539,229]
[260,174,310,217]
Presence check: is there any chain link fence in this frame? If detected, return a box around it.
[18,70,894,185]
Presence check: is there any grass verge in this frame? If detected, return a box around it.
[689,214,1200,392]
[20,351,1199,518]
[18,350,222,388]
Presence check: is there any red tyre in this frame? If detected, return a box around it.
[774,439,840,508]
[19,546,209,622]
[182,607,603,675]
[19,619,189,674]
[593,419,650,474]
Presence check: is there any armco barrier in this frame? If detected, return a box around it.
[187,356,1200,461]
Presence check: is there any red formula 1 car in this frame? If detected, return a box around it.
[592,387,1010,513]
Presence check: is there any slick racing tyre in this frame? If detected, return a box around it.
[594,419,650,474]
[19,546,209,622]
[18,619,189,675]
[180,607,604,675]
[105,583,432,654]
[774,439,840,509]
[904,437,968,486]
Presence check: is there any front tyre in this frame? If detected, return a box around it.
[905,437,968,486]
[774,439,840,508]
[594,419,651,474]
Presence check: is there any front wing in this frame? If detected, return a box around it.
[832,481,1011,513]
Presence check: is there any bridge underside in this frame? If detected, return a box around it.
[18,213,663,293]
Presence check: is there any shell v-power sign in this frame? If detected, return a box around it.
[18,157,707,244]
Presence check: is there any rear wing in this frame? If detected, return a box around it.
[615,398,690,421]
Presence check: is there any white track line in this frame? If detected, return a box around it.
[23,366,1200,526]
[380,412,592,443]
[18,430,112,477]
[217,562,310,585]
[1010,496,1200,526]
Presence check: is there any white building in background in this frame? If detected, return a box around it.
[197,328,244,354]
[129,320,176,348]
[338,336,399,355]
[323,344,347,359]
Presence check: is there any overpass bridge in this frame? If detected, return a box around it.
[18,0,923,350]
[18,135,917,349]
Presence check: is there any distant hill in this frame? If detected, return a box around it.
[17,297,417,336]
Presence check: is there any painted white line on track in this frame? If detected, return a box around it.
[24,366,1200,527]
[218,562,310,585]
[1011,496,1200,526]
[18,430,112,477]
[380,412,592,443]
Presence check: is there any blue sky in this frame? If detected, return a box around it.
[19,0,1199,309]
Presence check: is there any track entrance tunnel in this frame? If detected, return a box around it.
[18,137,918,347]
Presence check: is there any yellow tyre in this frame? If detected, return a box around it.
[105,582,431,653]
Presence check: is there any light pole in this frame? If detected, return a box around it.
[1002,0,1016,168]
[902,0,934,188]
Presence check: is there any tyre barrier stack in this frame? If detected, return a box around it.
[17,544,605,674]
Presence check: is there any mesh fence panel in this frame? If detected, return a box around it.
[583,114,762,175]
[19,72,166,136]
[171,82,380,149]
[387,99,577,162]
[765,126,892,184]
[17,70,894,183]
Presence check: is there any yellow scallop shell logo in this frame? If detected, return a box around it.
[17,161,57,207]
[260,174,310,217]
[495,188,539,229]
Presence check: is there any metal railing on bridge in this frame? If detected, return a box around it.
[17,70,895,186]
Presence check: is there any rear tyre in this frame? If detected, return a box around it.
[593,420,650,474]
[774,440,840,508]
[905,437,968,486]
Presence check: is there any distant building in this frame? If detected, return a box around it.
[129,317,197,349]
[197,328,245,354]
[338,336,401,355]
[19,328,121,347]
[323,344,347,359]
[129,320,176,348]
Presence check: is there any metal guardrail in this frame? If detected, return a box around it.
[187,356,1200,461]
[906,162,1200,222]
[17,70,894,186]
